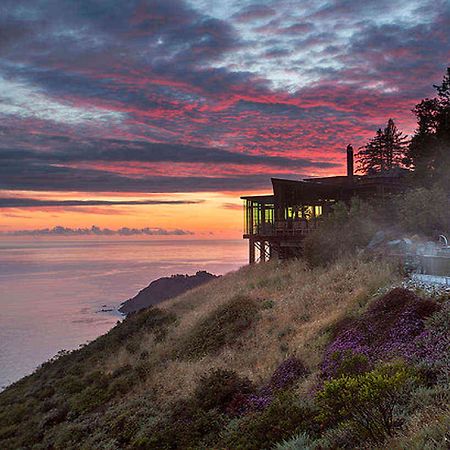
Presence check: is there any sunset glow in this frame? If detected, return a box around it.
[1,0,449,237]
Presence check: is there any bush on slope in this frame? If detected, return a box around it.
[0,256,399,449]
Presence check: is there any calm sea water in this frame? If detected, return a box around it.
[0,239,247,389]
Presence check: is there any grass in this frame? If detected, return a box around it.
[1,254,432,449]
[175,294,260,360]
[142,256,397,402]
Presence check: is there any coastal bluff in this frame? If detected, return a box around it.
[119,271,219,314]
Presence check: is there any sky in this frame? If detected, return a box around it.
[0,0,449,238]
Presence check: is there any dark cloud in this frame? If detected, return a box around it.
[0,160,300,193]
[263,48,293,59]
[0,198,203,208]
[1,225,193,236]
[0,0,448,205]
[0,133,339,193]
[0,135,339,166]
[281,22,315,35]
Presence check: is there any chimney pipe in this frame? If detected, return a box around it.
[346,144,354,179]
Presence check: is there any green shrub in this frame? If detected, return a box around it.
[57,375,87,395]
[79,393,158,449]
[406,384,449,415]
[140,399,226,449]
[40,400,136,448]
[89,307,177,355]
[39,406,69,429]
[219,392,319,450]
[116,307,177,343]
[48,422,90,449]
[193,368,254,413]
[396,187,450,235]
[273,431,315,450]
[316,361,419,442]
[69,384,112,415]
[312,423,359,449]
[330,351,371,378]
[176,295,259,359]
[392,411,450,450]
[0,309,178,449]
[303,199,378,267]
[66,371,114,415]
[412,301,450,384]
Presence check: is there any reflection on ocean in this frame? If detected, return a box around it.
[0,239,247,389]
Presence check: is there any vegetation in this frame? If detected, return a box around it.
[317,361,419,441]
[219,392,318,450]
[193,368,254,413]
[303,197,378,266]
[303,161,449,268]
[0,256,399,449]
[356,118,409,174]
[175,294,259,359]
[397,185,450,235]
[408,67,450,187]
[355,67,450,185]
[0,251,448,449]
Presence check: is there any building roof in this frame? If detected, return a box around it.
[240,194,274,202]
[241,170,408,204]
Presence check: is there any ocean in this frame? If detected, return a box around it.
[0,239,247,390]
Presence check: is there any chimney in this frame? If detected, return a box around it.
[346,144,354,179]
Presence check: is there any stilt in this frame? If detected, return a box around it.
[260,241,266,262]
[249,238,255,264]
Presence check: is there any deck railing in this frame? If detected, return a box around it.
[248,219,323,237]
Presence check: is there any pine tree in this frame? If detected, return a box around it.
[356,119,408,174]
[383,118,409,170]
[407,67,450,186]
[357,128,384,174]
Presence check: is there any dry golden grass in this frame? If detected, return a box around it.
[107,255,398,402]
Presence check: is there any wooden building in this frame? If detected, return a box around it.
[241,147,407,263]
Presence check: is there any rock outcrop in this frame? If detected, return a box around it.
[118,271,219,314]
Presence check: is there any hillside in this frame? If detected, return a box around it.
[0,256,448,449]
[118,271,219,314]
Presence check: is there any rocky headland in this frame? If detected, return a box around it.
[118,270,219,315]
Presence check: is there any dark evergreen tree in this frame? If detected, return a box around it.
[356,119,408,174]
[407,67,450,186]
[357,128,384,174]
[383,118,409,170]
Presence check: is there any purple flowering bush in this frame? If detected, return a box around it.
[411,301,450,382]
[227,357,308,416]
[268,357,308,391]
[321,288,439,379]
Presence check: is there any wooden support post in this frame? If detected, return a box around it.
[249,238,255,264]
[260,241,266,262]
